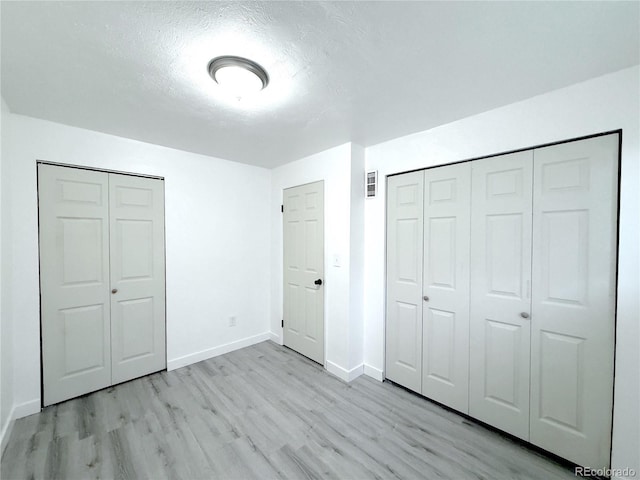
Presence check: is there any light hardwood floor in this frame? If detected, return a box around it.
[2,341,576,479]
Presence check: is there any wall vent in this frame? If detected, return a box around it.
[366,170,377,198]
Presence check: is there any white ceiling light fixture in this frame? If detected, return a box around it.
[208,56,269,99]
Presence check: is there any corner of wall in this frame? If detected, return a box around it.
[0,96,15,454]
[348,143,365,371]
[1,397,41,454]
[0,409,13,455]
[268,331,282,345]
[326,360,364,383]
[363,364,384,382]
[270,143,367,379]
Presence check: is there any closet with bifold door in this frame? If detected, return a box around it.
[385,133,619,470]
[38,163,167,407]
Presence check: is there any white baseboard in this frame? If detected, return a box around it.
[0,408,14,455]
[167,332,271,371]
[14,399,40,419]
[363,364,384,382]
[268,331,282,345]
[326,361,364,383]
[1,399,40,455]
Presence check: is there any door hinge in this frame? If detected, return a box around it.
[282,319,284,328]
[281,204,284,213]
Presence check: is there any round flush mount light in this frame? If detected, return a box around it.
[208,56,269,97]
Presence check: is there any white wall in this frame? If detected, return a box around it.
[364,66,639,477]
[270,143,365,380]
[348,144,365,373]
[2,114,272,421]
[0,97,14,449]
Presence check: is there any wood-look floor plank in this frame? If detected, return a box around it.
[1,341,576,480]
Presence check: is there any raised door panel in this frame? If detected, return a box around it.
[469,151,533,440]
[422,163,471,412]
[283,181,325,364]
[39,164,112,406]
[303,190,323,348]
[58,218,104,286]
[394,302,421,371]
[483,320,523,410]
[424,309,455,383]
[530,134,618,469]
[110,174,166,384]
[284,191,303,350]
[386,171,423,393]
[284,203,302,341]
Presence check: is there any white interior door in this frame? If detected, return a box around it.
[422,163,471,413]
[110,173,166,384]
[283,181,324,364]
[529,135,618,469]
[385,171,424,393]
[469,151,533,440]
[39,164,112,406]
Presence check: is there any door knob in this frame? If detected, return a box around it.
[111,288,118,294]
[314,279,323,286]
[423,295,429,302]
[520,312,530,319]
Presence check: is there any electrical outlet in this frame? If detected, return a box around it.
[229,316,237,327]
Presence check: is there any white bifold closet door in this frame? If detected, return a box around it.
[39,165,112,405]
[386,171,424,393]
[386,133,618,470]
[529,135,618,469]
[39,164,166,406]
[109,173,166,385]
[469,151,533,440]
[422,163,471,413]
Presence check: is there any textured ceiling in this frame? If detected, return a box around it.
[1,1,638,168]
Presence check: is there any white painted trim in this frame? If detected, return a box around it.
[326,361,364,382]
[268,331,282,345]
[363,364,384,382]
[0,408,15,455]
[1,399,41,455]
[167,332,271,371]
[13,399,40,419]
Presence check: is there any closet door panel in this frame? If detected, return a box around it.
[530,134,618,469]
[469,151,533,440]
[110,173,166,384]
[422,163,471,413]
[386,171,424,393]
[39,164,112,406]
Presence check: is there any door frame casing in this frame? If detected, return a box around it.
[36,160,168,408]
